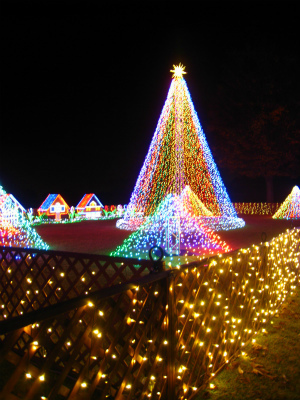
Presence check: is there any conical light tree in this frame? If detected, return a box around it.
[272,186,300,219]
[118,64,244,231]
[112,190,232,261]
[0,185,49,249]
[180,185,214,218]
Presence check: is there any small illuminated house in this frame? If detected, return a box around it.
[38,194,70,221]
[76,193,104,219]
[0,193,26,226]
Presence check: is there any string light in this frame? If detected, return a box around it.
[76,193,104,219]
[234,202,280,216]
[0,186,49,250]
[38,194,70,222]
[1,227,299,399]
[273,186,300,219]
[117,65,244,232]
[111,189,232,261]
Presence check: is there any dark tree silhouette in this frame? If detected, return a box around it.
[207,44,300,202]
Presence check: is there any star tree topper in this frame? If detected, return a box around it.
[170,63,187,78]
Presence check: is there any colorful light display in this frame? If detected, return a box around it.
[0,227,299,399]
[38,194,70,222]
[234,202,280,216]
[112,186,232,262]
[0,191,26,227]
[76,193,104,219]
[0,219,49,249]
[272,186,300,219]
[0,186,49,249]
[117,64,244,231]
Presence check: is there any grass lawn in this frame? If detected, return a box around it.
[196,287,300,400]
[34,218,132,255]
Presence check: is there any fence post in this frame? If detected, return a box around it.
[167,273,176,399]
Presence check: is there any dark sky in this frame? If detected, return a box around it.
[1,1,299,208]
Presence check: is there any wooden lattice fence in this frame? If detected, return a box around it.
[0,228,299,399]
[0,247,153,320]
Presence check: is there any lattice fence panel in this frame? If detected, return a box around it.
[172,227,300,399]
[0,246,152,320]
[0,278,169,400]
[0,229,299,400]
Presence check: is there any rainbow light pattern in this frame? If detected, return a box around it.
[117,65,244,231]
[0,186,49,250]
[111,185,232,262]
[0,193,26,226]
[0,220,49,250]
[272,186,300,220]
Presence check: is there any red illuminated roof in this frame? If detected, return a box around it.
[76,194,104,210]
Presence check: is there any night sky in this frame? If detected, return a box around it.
[1,1,299,209]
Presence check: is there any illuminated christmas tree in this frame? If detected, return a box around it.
[111,188,231,262]
[117,64,244,231]
[272,186,300,219]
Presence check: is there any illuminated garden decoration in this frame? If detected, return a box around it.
[0,187,26,226]
[38,194,70,222]
[76,193,104,219]
[117,64,244,232]
[111,186,232,262]
[272,186,300,219]
[0,185,49,250]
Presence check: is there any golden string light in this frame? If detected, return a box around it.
[0,228,299,398]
